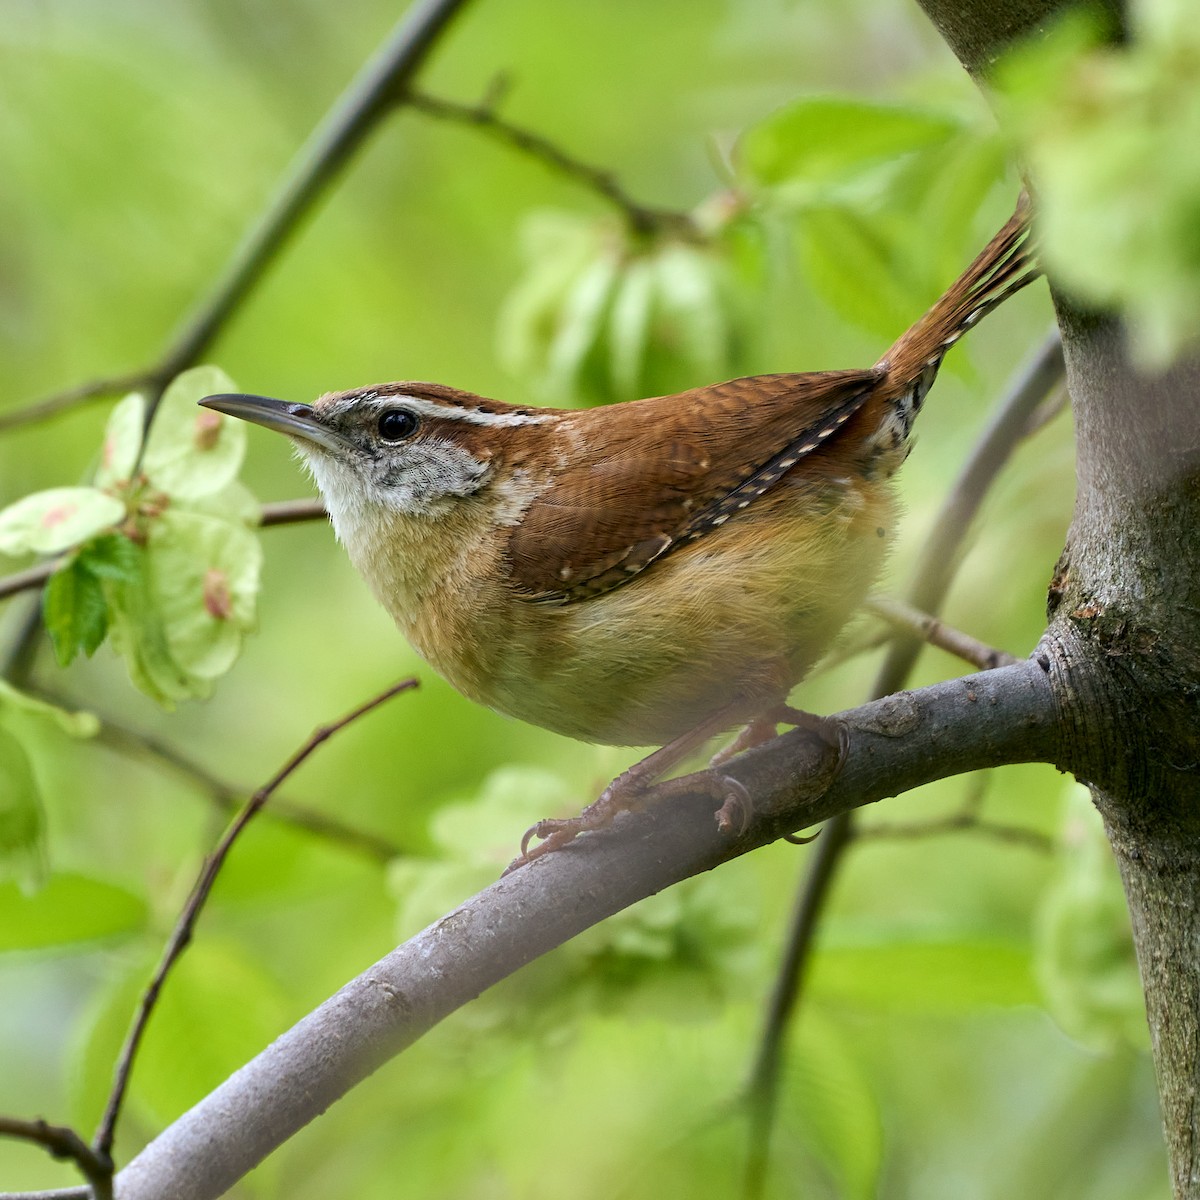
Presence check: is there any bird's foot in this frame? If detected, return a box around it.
[505,762,755,875]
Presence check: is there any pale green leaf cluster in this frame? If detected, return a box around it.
[1034,784,1147,1052]
[999,0,1200,365]
[497,212,757,405]
[497,95,1008,406]
[0,366,262,705]
[737,95,1008,340]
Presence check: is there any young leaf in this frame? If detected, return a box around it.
[796,204,929,339]
[146,511,261,684]
[545,252,621,400]
[607,256,656,399]
[496,211,608,386]
[0,725,46,889]
[0,486,125,556]
[104,567,196,707]
[647,243,728,385]
[142,365,246,500]
[95,391,146,488]
[43,559,109,667]
[0,872,146,949]
[78,532,144,583]
[737,96,960,191]
[0,679,98,739]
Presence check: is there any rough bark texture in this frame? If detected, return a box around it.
[919,1,1200,1195]
[1046,306,1200,1198]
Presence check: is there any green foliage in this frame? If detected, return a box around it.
[74,938,291,1135]
[497,211,760,405]
[0,3,1175,1198]
[736,95,961,193]
[0,680,98,888]
[497,93,1009,404]
[0,725,45,889]
[1034,785,1147,1052]
[814,935,1039,1014]
[392,767,758,1030]
[0,366,262,700]
[735,95,1009,339]
[0,873,146,949]
[43,536,142,667]
[0,487,125,557]
[1000,0,1200,364]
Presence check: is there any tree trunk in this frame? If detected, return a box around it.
[917,2,1200,1194]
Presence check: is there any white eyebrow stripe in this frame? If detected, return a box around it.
[355,394,554,428]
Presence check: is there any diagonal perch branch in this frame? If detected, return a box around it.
[107,659,1060,1200]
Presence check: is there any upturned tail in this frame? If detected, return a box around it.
[874,194,1038,436]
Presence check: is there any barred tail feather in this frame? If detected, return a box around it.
[872,193,1038,439]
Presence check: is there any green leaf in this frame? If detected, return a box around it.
[0,486,125,556]
[796,204,929,338]
[646,243,728,384]
[73,938,290,1130]
[607,255,655,398]
[545,252,621,399]
[1033,785,1146,1051]
[181,478,261,525]
[738,95,960,190]
[146,511,261,682]
[783,1012,883,1200]
[0,679,98,738]
[42,535,143,667]
[0,725,46,889]
[812,934,1039,1014]
[95,391,146,488]
[78,532,144,582]
[104,564,196,707]
[43,559,109,667]
[497,212,608,389]
[103,511,260,705]
[998,7,1200,365]
[142,365,246,500]
[0,872,146,949]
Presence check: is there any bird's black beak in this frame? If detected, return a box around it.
[199,393,347,454]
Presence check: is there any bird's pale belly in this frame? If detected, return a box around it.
[404,480,894,746]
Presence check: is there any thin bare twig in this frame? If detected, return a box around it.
[0,1117,111,1200]
[405,89,700,241]
[859,811,1054,851]
[92,678,418,1160]
[0,561,56,603]
[741,326,1065,1197]
[0,372,158,435]
[22,685,404,863]
[258,498,327,527]
[864,594,1020,671]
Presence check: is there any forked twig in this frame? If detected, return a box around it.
[92,678,418,1161]
[0,1118,111,1200]
[864,594,1020,671]
[406,89,699,240]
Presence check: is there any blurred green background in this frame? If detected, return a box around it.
[0,1,1167,1197]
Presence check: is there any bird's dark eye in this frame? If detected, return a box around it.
[377,408,419,442]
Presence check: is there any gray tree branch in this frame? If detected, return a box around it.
[95,660,1057,1200]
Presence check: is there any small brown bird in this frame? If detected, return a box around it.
[202,197,1035,866]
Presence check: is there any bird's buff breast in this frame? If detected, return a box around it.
[391,479,895,747]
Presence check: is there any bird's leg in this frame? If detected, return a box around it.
[508,705,747,873]
[507,702,848,872]
[705,704,849,839]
